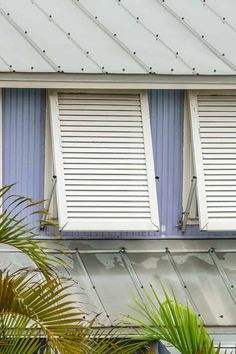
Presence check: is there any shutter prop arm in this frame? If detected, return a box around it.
[40,175,57,230]
[178,176,197,233]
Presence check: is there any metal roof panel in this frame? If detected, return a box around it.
[0,0,236,75]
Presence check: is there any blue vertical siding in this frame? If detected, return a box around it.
[2,88,235,239]
[149,90,184,238]
[2,89,46,224]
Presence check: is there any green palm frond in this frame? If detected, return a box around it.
[0,269,149,354]
[124,287,232,354]
[0,185,63,273]
[0,185,151,353]
[0,269,106,353]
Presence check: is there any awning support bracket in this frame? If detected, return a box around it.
[76,252,113,326]
[165,248,204,322]
[209,248,236,308]
[40,175,57,230]
[178,176,197,233]
[120,247,147,304]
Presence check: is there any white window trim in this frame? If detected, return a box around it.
[182,91,198,224]
[46,89,159,232]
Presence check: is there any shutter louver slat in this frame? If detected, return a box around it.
[49,91,159,232]
[189,91,236,231]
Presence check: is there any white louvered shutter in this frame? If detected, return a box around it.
[49,91,159,232]
[189,91,236,231]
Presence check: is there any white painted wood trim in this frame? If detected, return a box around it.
[205,221,236,231]
[44,95,57,220]
[140,91,159,230]
[1,73,236,89]
[63,220,158,232]
[188,90,209,230]
[48,91,68,229]
[183,91,198,223]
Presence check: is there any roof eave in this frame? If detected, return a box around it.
[1,73,236,89]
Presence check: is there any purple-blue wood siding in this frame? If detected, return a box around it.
[3,89,46,224]
[2,88,234,239]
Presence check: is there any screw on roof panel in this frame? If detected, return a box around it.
[156,0,236,72]
[0,6,58,71]
[116,0,193,73]
[32,0,104,72]
[72,0,150,72]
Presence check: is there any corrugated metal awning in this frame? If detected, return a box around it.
[0,0,236,75]
[2,239,236,342]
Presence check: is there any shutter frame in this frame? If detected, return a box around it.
[49,92,68,229]
[189,90,236,231]
[48,90,159,232]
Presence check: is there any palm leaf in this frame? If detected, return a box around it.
[123,287,232,354]
[0,185,150,353]
[0,269,150,354]
[0,185,64,274]
[0,269,100,353]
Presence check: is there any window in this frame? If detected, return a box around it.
[188,90,236,231]
[46,90,159,232]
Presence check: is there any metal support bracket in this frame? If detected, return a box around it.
[209,248,236,308]
[76,252,113,326]
[119,247,147,304]
[165,248,204,321]
[40,175,57,230]
[178,176,197,233]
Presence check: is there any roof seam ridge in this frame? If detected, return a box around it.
[31,0,105,73]
[70,0,151,73]
[203,1,236,36]
[0,6,58,72]
[155,0,236,73]
[116,0,194,74]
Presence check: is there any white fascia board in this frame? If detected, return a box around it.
[1,73,236,89]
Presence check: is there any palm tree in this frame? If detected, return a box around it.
[0,184,61,274]
[124,286,234,354]
[0,268,145,354]
[0,185,148,354]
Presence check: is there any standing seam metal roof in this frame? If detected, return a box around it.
[0,0,236,75]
